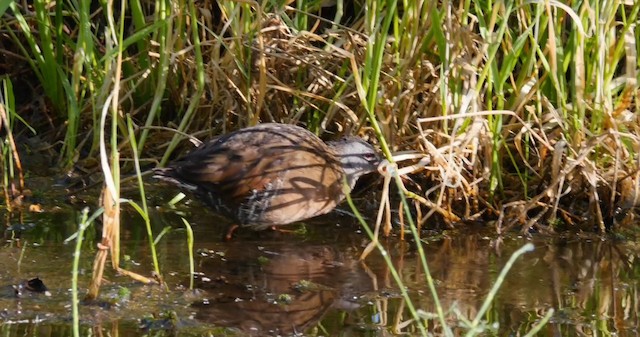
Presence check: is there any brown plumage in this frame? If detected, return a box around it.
[154,123,380,229]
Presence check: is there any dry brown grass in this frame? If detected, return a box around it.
[2,1,638,236]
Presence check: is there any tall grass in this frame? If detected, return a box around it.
[3,0,637,196]
[0,78,27,210]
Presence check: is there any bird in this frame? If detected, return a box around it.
[153,123,380,233]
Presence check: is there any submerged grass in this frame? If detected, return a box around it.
[1,0,639,334]
[180,217,195,290]
[68,207,102,337]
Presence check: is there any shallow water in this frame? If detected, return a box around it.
[1,180,639,336]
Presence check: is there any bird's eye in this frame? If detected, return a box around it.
[364,153,377,161]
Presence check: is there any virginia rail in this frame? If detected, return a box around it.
[154,123,380,231]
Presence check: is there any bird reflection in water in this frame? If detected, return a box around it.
[190,242,366,335]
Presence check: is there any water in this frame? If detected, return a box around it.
[1,180,639,336]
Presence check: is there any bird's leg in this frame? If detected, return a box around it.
[223,224,240,241]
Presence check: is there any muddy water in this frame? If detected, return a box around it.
[1,184,639,336]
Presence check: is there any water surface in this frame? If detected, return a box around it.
[1,180,639,336]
